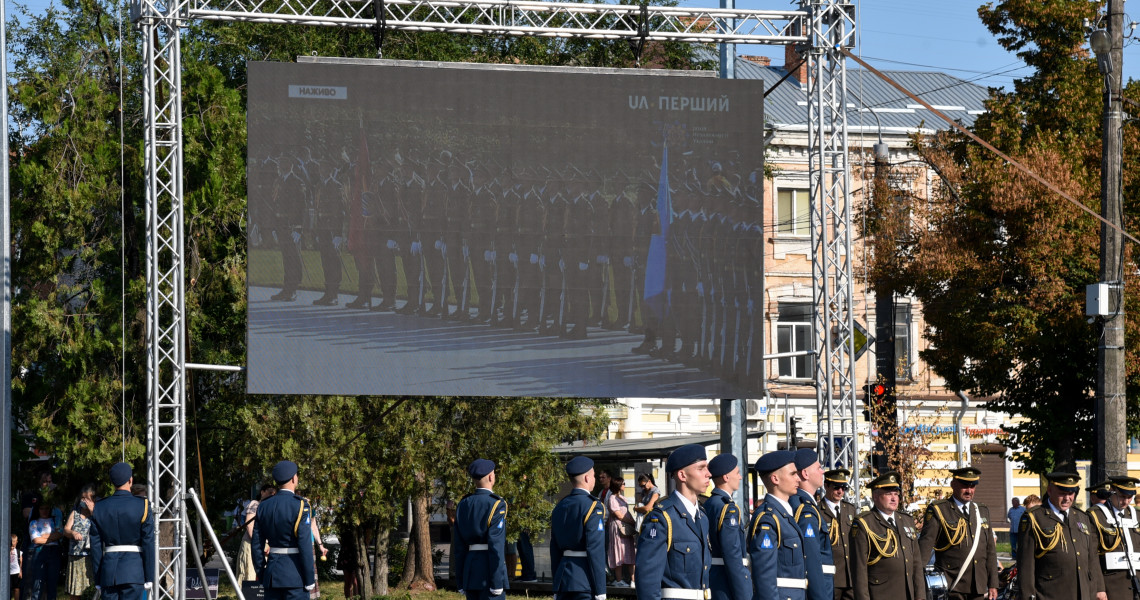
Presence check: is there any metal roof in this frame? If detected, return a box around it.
[554,432,766,460]
[717,50,991,133]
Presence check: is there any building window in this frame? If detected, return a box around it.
[777,189,810,236]
[777,303,814,379]
[895,304,912,381]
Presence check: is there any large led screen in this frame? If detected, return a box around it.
[247,58,764,398]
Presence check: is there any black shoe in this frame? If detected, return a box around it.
[372,300,397,312]
[313,293,339,306]
[270,290,296,302]
[567,326,587,340]
[346,297,371,310]
[395,302,420,315]
[631,340,657,355]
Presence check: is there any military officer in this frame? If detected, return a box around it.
[1018,472,1106,600]
[918,467,999,600]
[454,459,509,600]
[748,450,808,600]
[820,469,858,600]
[1087,476,1140,600]
[550,456,607,600]
[636,443,712,600]
[251,460,316,600]
[790,449,834,600]
[1090,481,1115,508]
[702,454,752,600]
[89,462,156,600]
[850,471,924,600]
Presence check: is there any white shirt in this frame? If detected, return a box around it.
[1046,498,1069,522]
[672,490,701,520]
[825,499,841,515]
[877,509,897,526]
[953,498,971,516]
[769,494,794,517]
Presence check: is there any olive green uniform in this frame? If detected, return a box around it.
[850,510,924,600]
[1017,501,1106,600]
[918,499,999,600]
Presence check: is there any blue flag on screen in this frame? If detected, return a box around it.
[643,141,671,320]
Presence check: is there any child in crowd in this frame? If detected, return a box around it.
[9,533,21,600]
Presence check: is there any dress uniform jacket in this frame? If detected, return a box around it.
[1087,503,1140,600]
[821,499,858,595]
[549,488,608,599]
[748,496,808,600]
[702,489,752,600]
[89,490,156,595]
[636,494,712,600]
[790,490,835,600]
[251,489,316,598]
[1017,502,1106,600]
[918,500,999,597]
[454,488,509,598]
[850,510,924,600]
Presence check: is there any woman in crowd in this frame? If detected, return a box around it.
[26,500,62,600]
[62,486,96,600]
[632,474,660,525]
[606,477,636,587]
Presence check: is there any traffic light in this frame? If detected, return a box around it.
[789,417,801,447]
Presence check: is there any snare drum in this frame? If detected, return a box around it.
[925,564,950,600]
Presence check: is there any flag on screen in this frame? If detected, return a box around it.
[347,129,370,255]
[642,141,671,320]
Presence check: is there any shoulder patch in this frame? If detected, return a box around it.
[761,534,774,549]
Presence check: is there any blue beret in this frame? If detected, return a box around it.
[794,449,819,471]
[109,462,133,487]
[708,454,738,478]
[272,460,298,484]
[754,450,795,474]
[666,444,707,473]
[565,456,594,477]
[467,458,496,479]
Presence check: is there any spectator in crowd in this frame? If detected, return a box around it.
[26,500,62,600]
[633,474,661,529]
[1006,497,1026,560]
[1023,494,1041,510]
[237,484,276,582]
[606,477,636,587]
[309,506,328,599]
[337,528,359,599]
[62,486,96,600]
[10,533,22,600]
[597,471,613,503]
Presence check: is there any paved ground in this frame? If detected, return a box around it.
[248,286,752,398]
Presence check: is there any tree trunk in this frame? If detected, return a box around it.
[410,491,437,590]
[356,525,374,600]
[397,523,416,590]
[372,527,391,596]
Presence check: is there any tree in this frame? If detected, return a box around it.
[864,0,1140,473]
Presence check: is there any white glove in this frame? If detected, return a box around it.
[530,253,540,265]
[509,252,519,265]
[411,241,422,254]
[387,239,399,250]
[144,583,153,591]
[623,256,633,267]
[696,282,705,296]
[490,589,504,597]
[332,236,344,250]
[595,595,607,600]
[596,255,609,264]
[484,250,496,262]
[291,231,301,244]
[434,239,443,250]
[271,231,279,243]
[305,584,316,591]
[458,591,465,596]
[578,262,589,271]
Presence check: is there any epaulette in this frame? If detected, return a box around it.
[461,492,474,500]
[489,492,504,501]
[654,497,675,513]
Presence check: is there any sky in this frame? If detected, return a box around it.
[7,0,1140,88]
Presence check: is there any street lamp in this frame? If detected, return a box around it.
[1091,28,1113,75]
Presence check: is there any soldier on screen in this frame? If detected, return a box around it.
[607,188,639,331]
[585,187,610,329]
[396,169,428,315]
[514,186,547,331]
[440,159,471,319]
[311,159,346,306]
[270,154,308,302]
[631,182,660,354]
[539,192,570,336]
[494,183,520,327]
[422,161,450,317]
[561,190,594,339]
[370,161,402,312]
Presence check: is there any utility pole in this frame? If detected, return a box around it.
[1094,0,1127,482]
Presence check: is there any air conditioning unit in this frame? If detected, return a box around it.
[745,399,767,421]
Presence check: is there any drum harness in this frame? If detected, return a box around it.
[930,503,982,591]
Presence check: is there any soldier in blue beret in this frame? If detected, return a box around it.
[89,462,156,600]
[550,456,608,600]
[636,443,712,600]
[702,454,752,600]
[789,449,834,600]
[748,450,808,600]
[251,460,316,600]
[454,459,509,600]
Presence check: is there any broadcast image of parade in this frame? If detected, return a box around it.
[246,59,765,398]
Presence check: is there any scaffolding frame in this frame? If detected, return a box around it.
[130,0,857,596]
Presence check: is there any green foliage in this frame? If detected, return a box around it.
[871,0,1140,473]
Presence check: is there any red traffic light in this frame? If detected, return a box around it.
[872,384,886,396]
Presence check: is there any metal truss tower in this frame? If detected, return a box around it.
[804,0,858,492]
[129,0,854,596]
